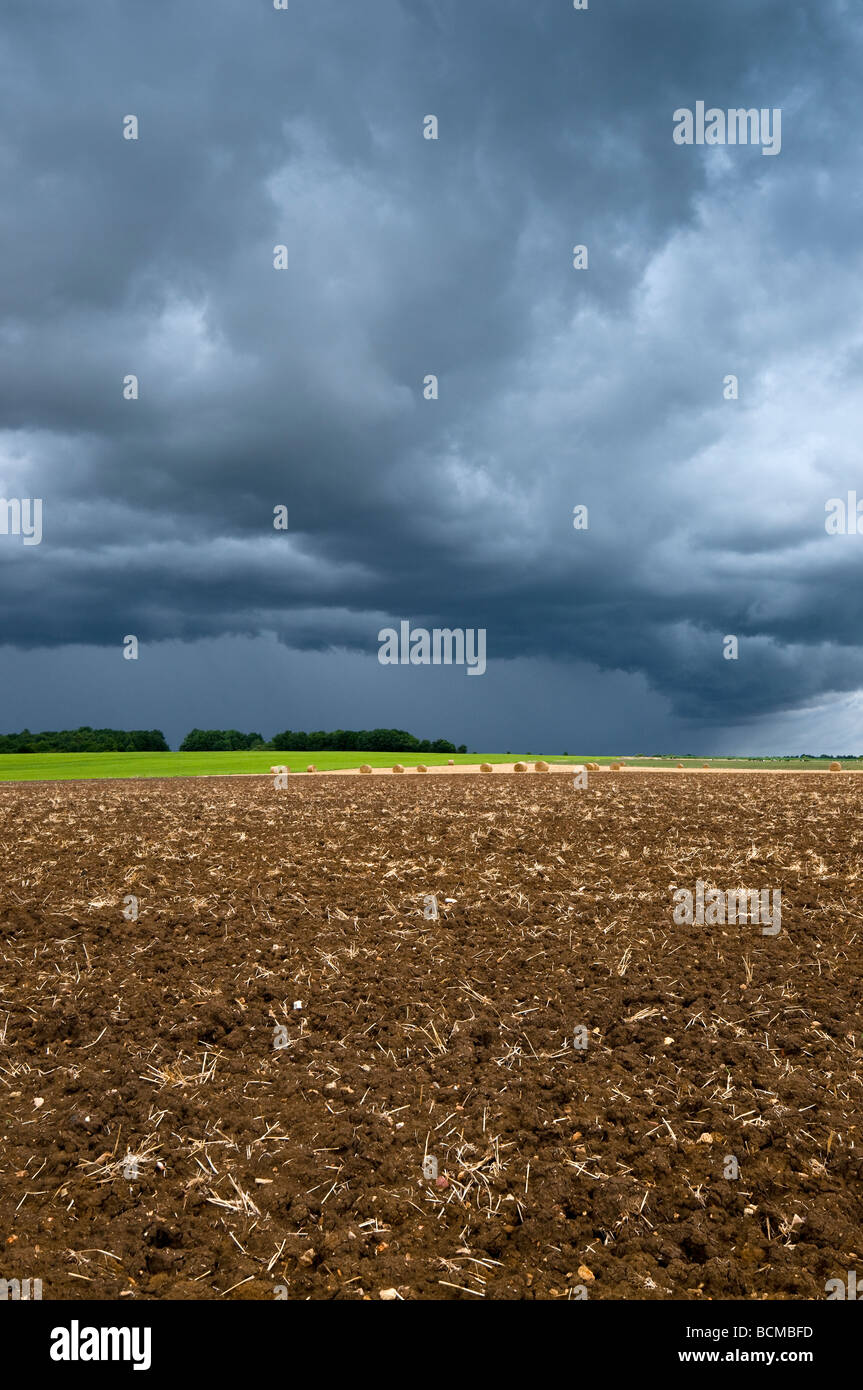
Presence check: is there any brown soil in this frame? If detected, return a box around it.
[0,773,860,1300]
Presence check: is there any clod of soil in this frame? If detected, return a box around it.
[0,774,860,1301]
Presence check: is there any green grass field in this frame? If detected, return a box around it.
[0,751,529,782]
[0,751,853,782]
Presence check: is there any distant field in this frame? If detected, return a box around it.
[0,751,531,782]
[0,751,854,781]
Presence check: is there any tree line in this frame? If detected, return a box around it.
[0,727,169,753]
[179,728,466,753]
[0,726,466,754]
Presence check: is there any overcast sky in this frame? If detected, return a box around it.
[2,0,863,753]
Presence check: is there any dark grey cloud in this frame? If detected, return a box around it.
[2,0,863,746]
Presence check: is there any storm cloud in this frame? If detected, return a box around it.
[2,0,863,749]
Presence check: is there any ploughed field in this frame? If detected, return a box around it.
[0,772,860,1300]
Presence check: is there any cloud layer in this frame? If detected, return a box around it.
[2,0,863,746]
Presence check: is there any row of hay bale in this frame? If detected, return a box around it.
[358,760,561,775]
[480,760,551,773]
[274,762,435,776]
[364,758,460,774]
[280,757,848,778]
[356,760,561,774]
[307,758,609,775]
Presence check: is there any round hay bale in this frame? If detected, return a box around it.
[416,764,429,773]
[448,759,455,765]
[359,764,373,774]
[830,760,842,771]
[513,762,528,773]
[702,763,710,769]
[480,762,494,773]
[676,763,684,769]
[306,764,316,773]
[534,760,550,772]
[610,762,622,771]
[392,764,405,774]
[586,761,600,771]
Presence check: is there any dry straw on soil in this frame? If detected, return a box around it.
[2,774,862,1301]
